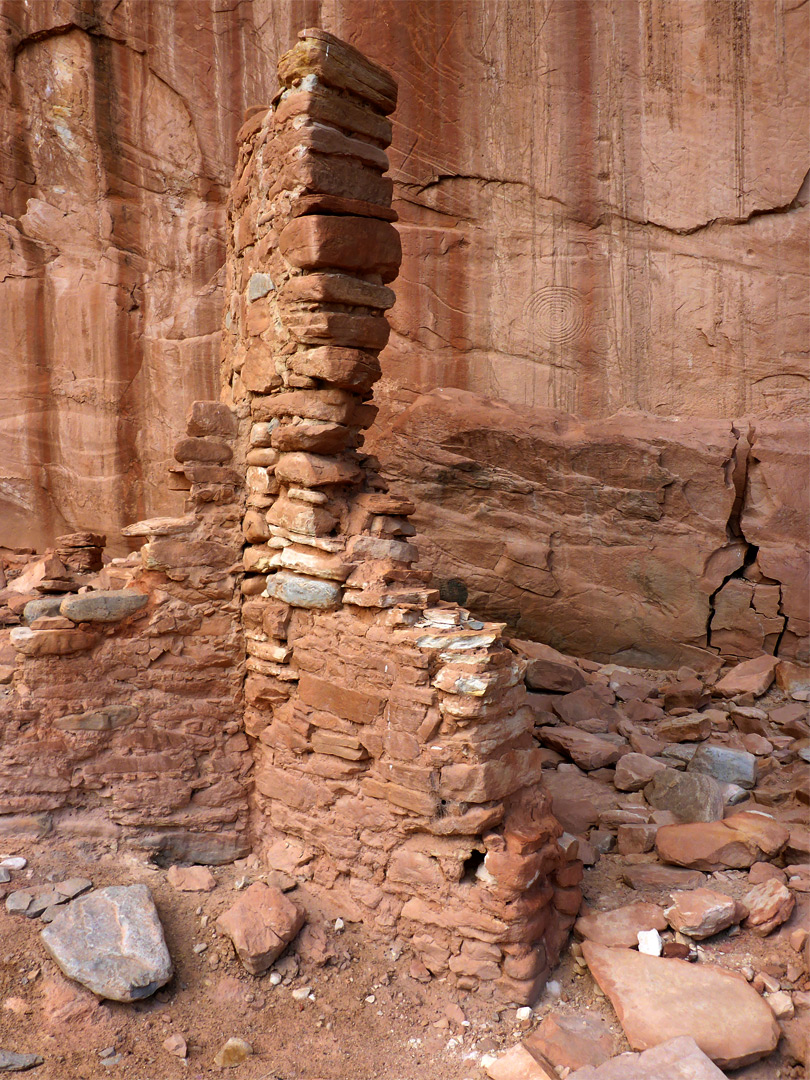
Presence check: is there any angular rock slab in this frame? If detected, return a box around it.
[40,885,172,1001]
[568,1034,727,1079]
[664,887,745,939]
[0,1050,44,1073]
[581,941,779,1069]
[575,902,667,948]
[655,811,789,870]
[216,882,305,975]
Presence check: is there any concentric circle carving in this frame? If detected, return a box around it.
[523,286,586,345]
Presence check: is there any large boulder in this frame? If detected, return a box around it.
[40,885,172,1001]
[582,941,780,1069]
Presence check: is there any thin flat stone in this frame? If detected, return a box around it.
[0,1049,44,1072]
[621,865,706,892]
[567,1035,727,1079]
[581,941,779,1069]
[575,903,667,948]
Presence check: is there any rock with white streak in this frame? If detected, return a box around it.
[664,887,746,939]
[743,878,795,935]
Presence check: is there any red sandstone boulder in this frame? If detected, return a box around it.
[713,655,778,698]
[582,941,780,1068]
[216,883,304,975]
[655,812,790,870]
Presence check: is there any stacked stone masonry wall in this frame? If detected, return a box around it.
[0,28,578,1005]
[219,29,579,1003]
[2,404,251,865]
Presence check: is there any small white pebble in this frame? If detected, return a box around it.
[515,1006,532,1021]
[193,943,208,954]
[364,994,376,1004]
[334,918,344,931]
[291,986,311,1001]
[480,1054,498,1068]
[637,929,663,956]
[269,972,282,986]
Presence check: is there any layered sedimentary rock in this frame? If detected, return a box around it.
[1,1,807,552]
[379,390,809,667]
[219,29,578,1003]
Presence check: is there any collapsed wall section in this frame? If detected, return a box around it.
[222,28,578,1003]
[1,403,251,863]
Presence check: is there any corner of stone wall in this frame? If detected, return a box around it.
[219,28,579,1004]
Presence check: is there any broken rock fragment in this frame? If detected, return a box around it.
[216,882,304,975]
[655,811,789,870]
[613,753,666,792]
[581,940,780,1069]
[643,769,725,822]
[166,865,216,892]
[713,655,778,698]
[574,902,667,948]
[0,1049,44,1072]
[664,888,745,939]
[567,1034,728,1079]
[524,1010,616,1072]
[40,884,172,1001]
[742,878,795,935]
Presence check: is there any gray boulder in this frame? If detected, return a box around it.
[644,769,725,822]
[687,744,758,789]
[60,590,148,623]
[40,884,172,1001]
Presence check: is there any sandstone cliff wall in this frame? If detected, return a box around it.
[1,0,807,551]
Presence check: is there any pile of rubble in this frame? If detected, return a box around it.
[481,642,809,1078]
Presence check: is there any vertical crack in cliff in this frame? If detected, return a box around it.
[706,422,788,655]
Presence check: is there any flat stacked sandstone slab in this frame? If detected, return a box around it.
[581,941,780,1069]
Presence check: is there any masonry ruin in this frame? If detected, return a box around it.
[0,30,584,1006]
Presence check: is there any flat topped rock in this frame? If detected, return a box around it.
[568,1035,728,1079]
[714,655,778,698]
[582,941,779,1069]
[621,865,706,892]
[575,902,667,948]
[655,811,789,870]
[40,884,172,1002]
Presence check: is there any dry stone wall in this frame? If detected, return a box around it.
[1,403,251,864]
[219,28,579,1004]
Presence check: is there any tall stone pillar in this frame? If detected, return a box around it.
[222,29,580,1005]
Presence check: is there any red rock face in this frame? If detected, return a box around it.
[1,1,807,553]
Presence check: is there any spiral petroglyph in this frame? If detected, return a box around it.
[523,286,586,345]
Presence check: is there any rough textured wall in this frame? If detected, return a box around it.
[1,0,807,551]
